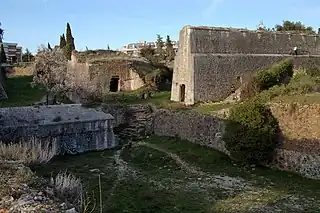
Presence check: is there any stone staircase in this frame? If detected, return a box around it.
[114,105,153,142]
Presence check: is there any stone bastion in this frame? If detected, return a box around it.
[171,26,320,105]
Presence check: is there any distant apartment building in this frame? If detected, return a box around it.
[118,40,179,57]
[1,42,22,63]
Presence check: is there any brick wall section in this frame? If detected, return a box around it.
[172,25,320,105]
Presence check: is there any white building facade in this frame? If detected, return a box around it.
[118,40,179,57]
[1,42,22,63]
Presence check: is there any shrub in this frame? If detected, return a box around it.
[223,100,279,164]
[0,138,57,165]
[304,60,320,77]
[254,58,293,91]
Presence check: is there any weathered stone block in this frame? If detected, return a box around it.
[0,104,118,155]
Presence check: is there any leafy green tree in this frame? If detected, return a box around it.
[65,23,75,60]
[22,48,34,62]
[59,34,66,48]
[0,44,7,63]
[275,20,314,34]
[107,45,110,50]
[165,35,175,61]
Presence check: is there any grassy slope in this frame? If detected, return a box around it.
[33,136,320,213]
[0,75,45,107]
[102,91,232,114]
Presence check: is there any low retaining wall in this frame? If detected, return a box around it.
[102,103,320,180]
[153,109,229,154]
[0,104,118,154]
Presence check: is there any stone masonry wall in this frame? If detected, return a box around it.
[66,54,145,100]
[102,103,320,179]
[89,60,145,92]
[171,25,320,105]
[0,105,117,155]
[269,102,320,179]
[194,55,320,102]
[189,26,320,54]
[171,27,195,105]
[153,109,229,154]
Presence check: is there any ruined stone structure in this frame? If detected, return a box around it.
[66,51,159,102]
[0,104,118,154]
[171,26,320,105]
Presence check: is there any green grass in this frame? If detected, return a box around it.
[33,136,320,213]
[0,75,46,107]
[102,91,232,113]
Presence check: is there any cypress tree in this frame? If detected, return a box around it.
[66,23,75,50]
[0,44,7,63]
[155,34,165,60]
[65,23,75,60]
[59,34,66,48]
[165,35,175,61]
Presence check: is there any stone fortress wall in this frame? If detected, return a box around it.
[102,103,320,180]
[171,26,320,105]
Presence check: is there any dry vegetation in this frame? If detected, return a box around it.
[51,171,83,204]
[12,64,34,76]
[0,138,84,211]
[0,138,56,165]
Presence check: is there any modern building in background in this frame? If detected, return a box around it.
[118,40,179,57]
[1,42,22,63]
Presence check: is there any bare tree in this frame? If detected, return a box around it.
[33,46,103,104]
[32,45,68,105]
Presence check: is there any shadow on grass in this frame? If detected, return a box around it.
[0,75,45,107]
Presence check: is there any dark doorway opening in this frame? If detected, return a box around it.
[110,76,120,92]
[179,84,186,102]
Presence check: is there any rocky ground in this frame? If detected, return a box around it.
[0,161,77,213]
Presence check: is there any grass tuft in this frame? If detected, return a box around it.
[0,138,57,165]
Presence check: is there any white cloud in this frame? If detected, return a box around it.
[202,0,224,18]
